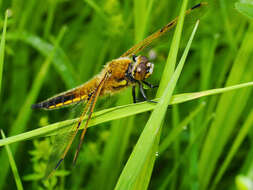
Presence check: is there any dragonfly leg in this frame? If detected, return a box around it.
[142,80,158,89]
[132,86,137,103]
[138,81,157,103]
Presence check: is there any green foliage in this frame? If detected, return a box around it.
[23,138,69,190]
[235,0,253,19]
[235,175,253,190]
[1,130,23,190]
[0,0,253,189]
[0,10,8,95]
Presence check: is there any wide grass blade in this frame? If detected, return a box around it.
[115,4,198,189]
[0,81,252,147]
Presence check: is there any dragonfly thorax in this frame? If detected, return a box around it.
[129,55,154,81]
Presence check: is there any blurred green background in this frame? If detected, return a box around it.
[0,0,253,189]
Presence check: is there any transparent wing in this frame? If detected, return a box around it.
[45,101,91,178]
[45,72,110,178]
[120,2,208,57]
[73,71,110,164]
[45,128,77,177]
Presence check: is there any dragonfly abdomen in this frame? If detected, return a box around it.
[32,78,99,110]
[31,94,79,109]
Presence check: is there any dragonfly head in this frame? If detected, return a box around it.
[131,55,154,81]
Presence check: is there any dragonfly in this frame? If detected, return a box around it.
[32,2,208,177]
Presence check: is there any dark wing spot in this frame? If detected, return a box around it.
[191,3,201,10]
[160,21,175,33]
[167,21,174,28]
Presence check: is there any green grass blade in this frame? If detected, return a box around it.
[235,175,253,190]
[7,32,77,88]
[159,101,206,154]
[124,1,192,188]
[156,0,189,96]
[235,1,253,19]
[114,11,198,190]
[92,0,156,186]
[84,0,108,21]
[93,90,135,190]
[133,0,155,43]
[0,130,23,190]
[0,81,252,147]
[92,0,156,187]
[0,27,67,187]
[0,10,8,95]
[211,109,253,190]
[43,0,58,38]
[158,113,215,190]
[199,22,253,189]
[219,1,237,51]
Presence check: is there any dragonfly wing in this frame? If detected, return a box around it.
[45,72,110,178]
[45,100,91,178]
[45,128,75,177]
[73,71,110,164]
[120,2,208,57]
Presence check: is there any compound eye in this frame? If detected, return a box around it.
[132,55,137,62]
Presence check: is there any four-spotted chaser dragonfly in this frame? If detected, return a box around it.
[32,2,208,177]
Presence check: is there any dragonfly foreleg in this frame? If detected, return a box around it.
[137,81,157,103]
[142,80,158,89]
[132,86,137,103]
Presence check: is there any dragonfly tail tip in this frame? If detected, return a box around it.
[31,103,42,109]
